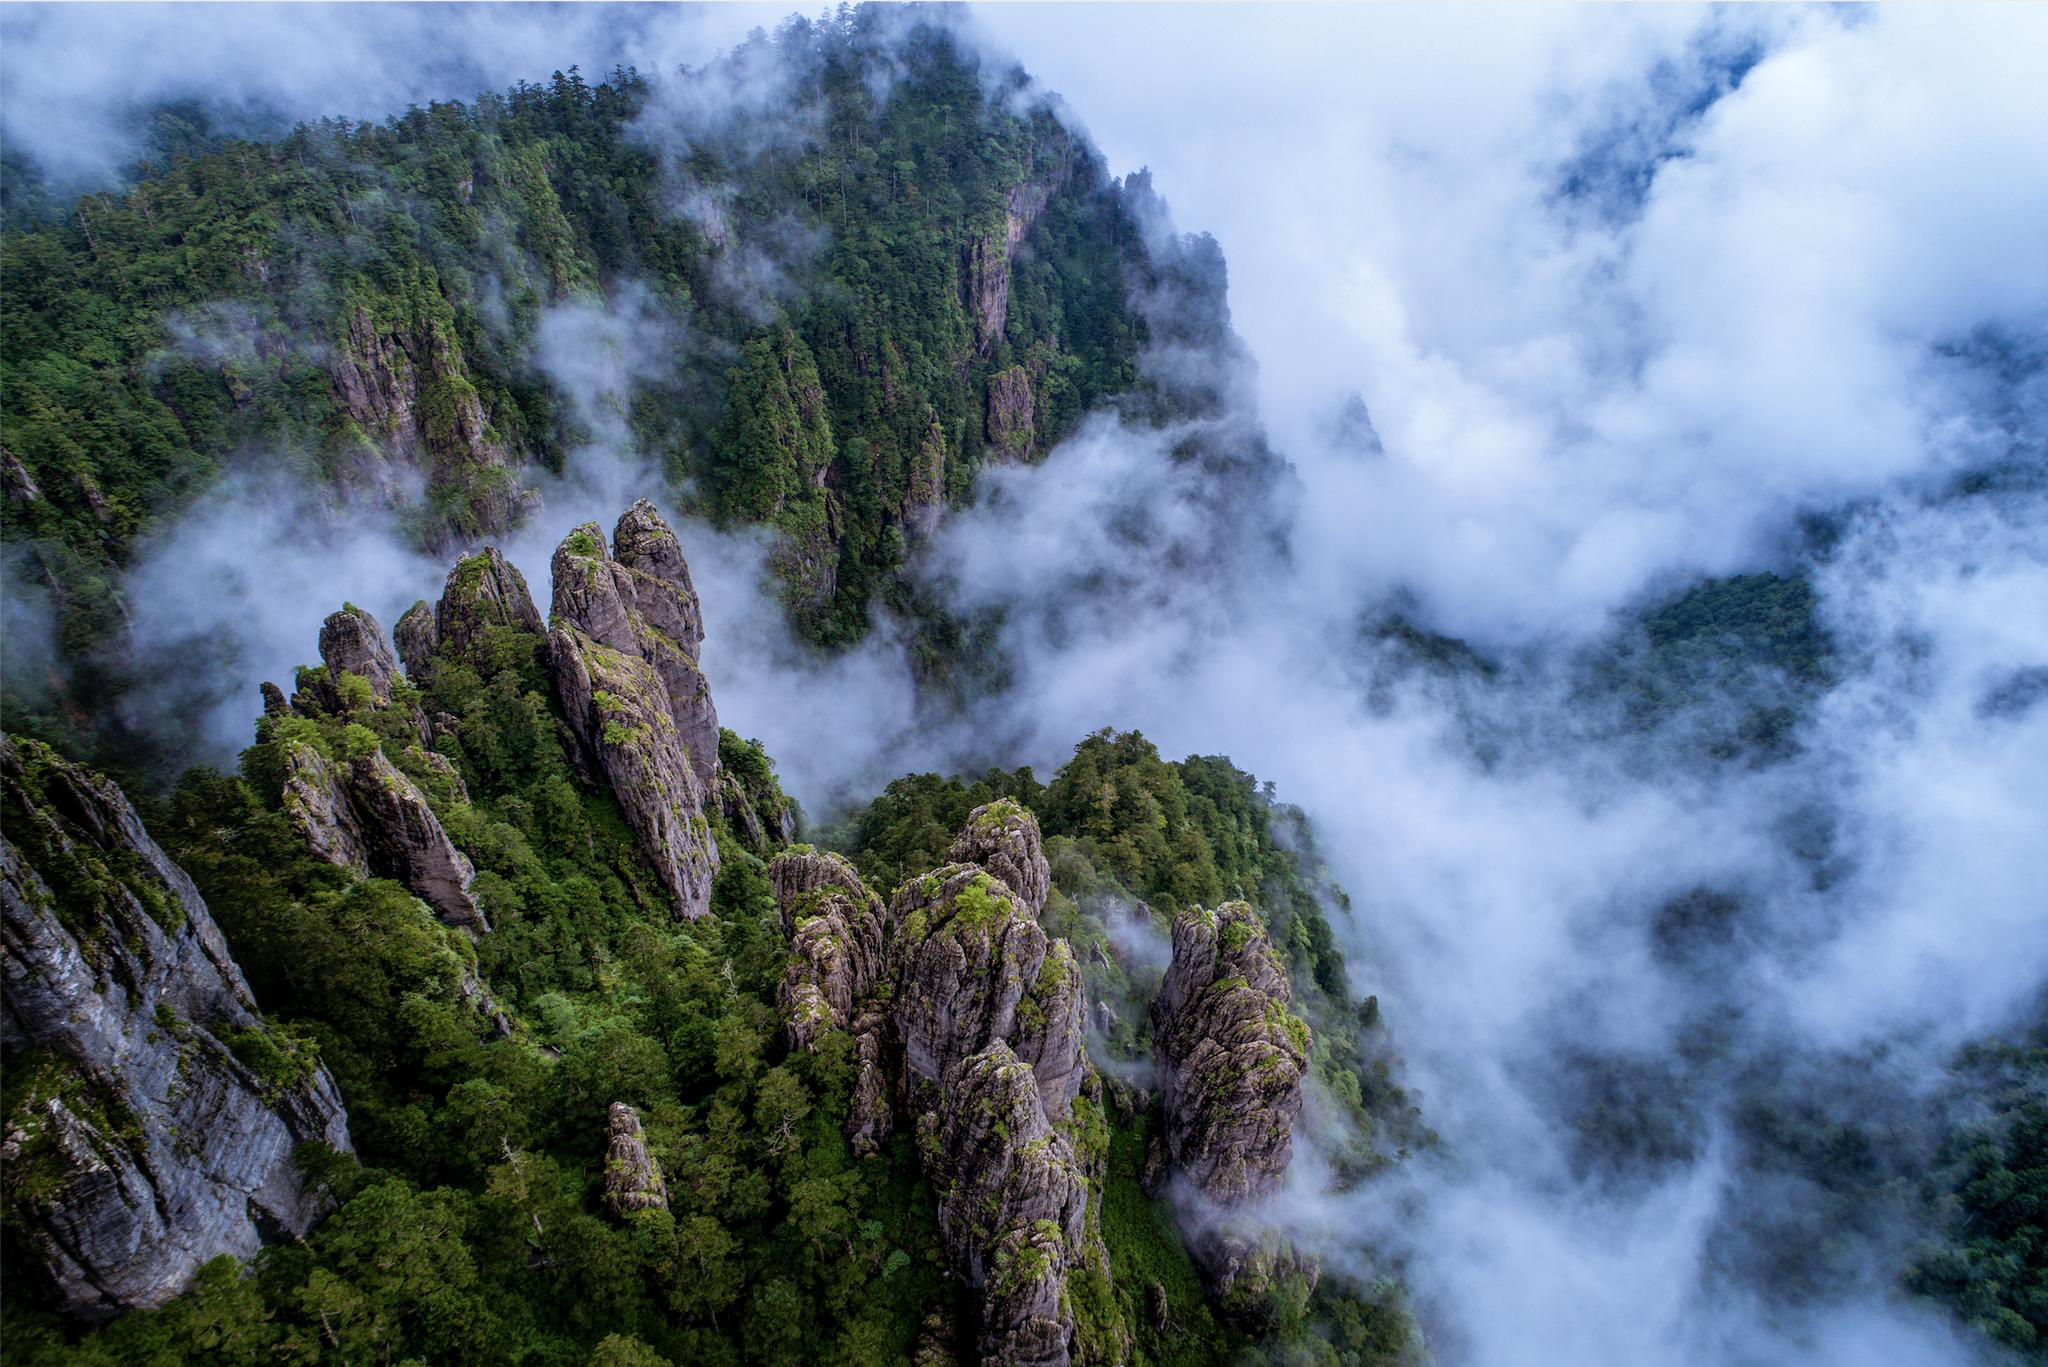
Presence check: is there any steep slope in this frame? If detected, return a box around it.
[1,736,353,1318]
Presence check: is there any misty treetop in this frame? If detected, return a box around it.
[1,7,1166,774]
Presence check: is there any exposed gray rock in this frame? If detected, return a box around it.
[547,507,721,919]
[346,749,485,931]
[1151,899,1311,1297]
[281,739,486,931]
[846,999,894,1159]
[330,305,535,544]
[928,1043,1086,1367]
[318,605,402,704]
[769,846,867,907]
[769,849,886,1052]
[962,162,1069,354]
[433,546,544,665]
[1010,938,1086,1126]
[2,445,41,503]
[603,1103,668,1218]
[985,365,1036,461]
[281,741,369,876]
[948,798,1052,915]
[889,864,1048,1112]
[392,600,439,677]
[770,807,1102,1354]
[1,735,352,1320]
[610,502,719,795]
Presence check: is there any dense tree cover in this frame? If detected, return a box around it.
[3,614,1413,1366]
[1574,571,1835,764]
[1,8,1153,778]
[5,613,971,1366]
[1909,1031,2048,1353]
[833,729,1425,1357]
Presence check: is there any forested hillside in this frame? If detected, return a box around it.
[3,498,1419,1365]
[1,9,1175,776]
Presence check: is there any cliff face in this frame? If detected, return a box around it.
[547,503,722,919]
[1152,899,1312,1298]
[330,305,536,546]
[0,736,353,1319]
[963,160,1072,355]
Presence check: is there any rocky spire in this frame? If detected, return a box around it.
[317,605,403,704]
[426,546,545,671]
[1151,899,1312,1298]
[1,736,353,1319]
[769,805,1094,1366]
[948,798,1052,915]
[546,503,722,919]
[929,1043,1089,1367]
[603,1103,668,1218]
[770,848,887,1052]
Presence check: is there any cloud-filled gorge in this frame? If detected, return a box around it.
[6,6,2045,1365]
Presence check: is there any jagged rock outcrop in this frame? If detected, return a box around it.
[928,1043,1088,1367]
[769,848,887,1052]
[393,601,439,676]
[949,799,1052,915]
[286,606,434,747]
[317,605,403,704]
[765,807,1095,1361]
[985,365,1037,461]
[1151,900,1312,1296]
[603,1103,668,1218]
[403,546,545,675]
[890,866,1049,1109]
[547,505,721,919]
[0,736,353,1319]
[846,997,895,1159]
[281,740,486,931]
[769,845,869,907]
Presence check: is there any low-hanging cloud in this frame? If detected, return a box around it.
[52,6,2048,1364]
